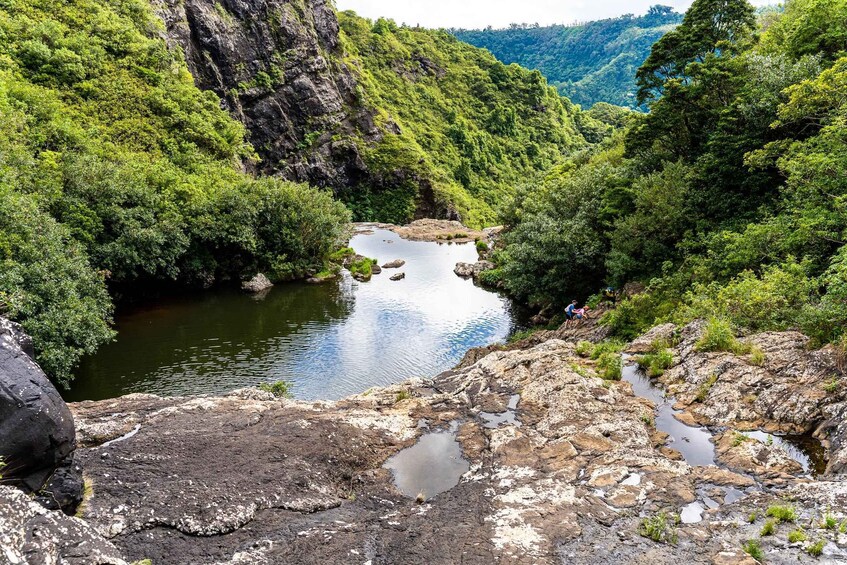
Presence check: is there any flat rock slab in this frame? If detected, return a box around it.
[53,335,847,564]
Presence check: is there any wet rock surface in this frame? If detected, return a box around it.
[454,260,495,279]
[0,318,79,507]
[7,316,847,563]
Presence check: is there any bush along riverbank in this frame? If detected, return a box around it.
[4,310,847,563]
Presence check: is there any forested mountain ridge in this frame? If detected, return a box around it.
[453,6,684,108]
[156,0,593,226]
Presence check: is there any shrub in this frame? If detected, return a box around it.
[638,512,678,544]
[696,318,739,353]
[590,340,627,360]
[596,351,622,380]
[395,390,411,402]
[637,349,674,377]
[476,240,489,254]
[743,539,764,561]
[575,341,594,357]
[259,380,294,398]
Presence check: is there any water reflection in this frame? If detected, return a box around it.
[66,229,523,402]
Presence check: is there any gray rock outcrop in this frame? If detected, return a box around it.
[0,485,127,565]
[154,0,379,190]
[241,273,274,293]
[454,260,494,279]
[55,325,847,563]
[0,319,78,505]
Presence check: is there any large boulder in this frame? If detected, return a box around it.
[0,318,79,508]
[241,273,274,293]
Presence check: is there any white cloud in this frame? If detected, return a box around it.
[334,0,772,29]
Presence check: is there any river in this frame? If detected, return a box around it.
[64,227,526,402]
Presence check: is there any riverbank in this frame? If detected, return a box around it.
[7,315,847,564]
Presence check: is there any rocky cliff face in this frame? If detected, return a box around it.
[153,0,379,187]
[5,320,846,563]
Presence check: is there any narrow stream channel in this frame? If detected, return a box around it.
[621,359,827,523]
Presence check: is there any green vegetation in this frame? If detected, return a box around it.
[748,511,757,523]
[349,257,377,280]
[760,518,777,536]
[259,380,294,399]
[824,377,840,394]
[638,512,678,544]
[766,504,798,523]
[584,340,625,380]
[395,389,411,402]
[0,0,350,385]
[743,539,764,561]
[575,340,594,357]
[749,345,766,366]
[807,539,825,557]
[454,6,684,109]
[337,12,588,226]
[492,0,847,356]
[636,348,674,377]
[788,528,807,543]
[695,374,718,403]
[822,513,838,530]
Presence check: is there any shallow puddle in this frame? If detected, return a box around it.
[479,394,521,429]
[622,362,716,466]
[383,421,470,499]
[743,430,826,477]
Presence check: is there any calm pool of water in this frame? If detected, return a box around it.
[64,228,524,402]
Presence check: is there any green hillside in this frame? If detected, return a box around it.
[0,0,350,383]
[489,0,847,351]
[453,6,683,108]
[337,13,589,226]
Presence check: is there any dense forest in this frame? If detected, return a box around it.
[0,0,605,384]
[0,0,352,383]
[488,0,847,350]
[453,6,684,108]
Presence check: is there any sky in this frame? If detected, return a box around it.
[334,0,771,29]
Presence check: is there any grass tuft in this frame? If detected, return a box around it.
[259,380,294,398]
[638,512,678,544]
[788,528,807,543]
[766,504,798,523]
[806,539,825,557]
[760,518,776,536]
[743,539,763,561]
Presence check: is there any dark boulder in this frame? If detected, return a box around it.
[0,318,80,512]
